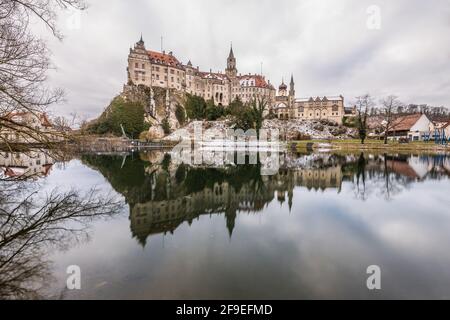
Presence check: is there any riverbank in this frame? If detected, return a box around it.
[292,139,449,153]
[64,135,178,153]
[44,134,449,154]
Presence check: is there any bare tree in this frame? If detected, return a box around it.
[4,1,87,39]
[380,95,403,144]
[0,0,86,150]
[249,95,270,139]
[51,115,72,132]
[354,94,374,144]
[0,180,122,299]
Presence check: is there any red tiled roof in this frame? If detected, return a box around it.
[386,160,420,179]
[42,164,53,176]
[39,113,52,127]
[388,114,423,132]
[3,111,52,127]
[147,50,182,68]
[238,74,272,89]
[199,72,229,82]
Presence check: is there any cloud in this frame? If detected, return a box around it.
[38,0,450,119]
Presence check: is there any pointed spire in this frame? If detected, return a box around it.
[290,73,294,85]
[228,42,234,59]
[279,77,287,90]
[137,34,144,46]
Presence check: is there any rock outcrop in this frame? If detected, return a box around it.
[121,84,185,137]
[162,118,354,142]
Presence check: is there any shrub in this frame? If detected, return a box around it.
[161,118,171,134]
[206,100,225,120]
[342,116,357,128]
[139,130,149,141]
[175,104,186,125]
[185,93,207,120]
[87,96,147,138]
[295,133,311,140]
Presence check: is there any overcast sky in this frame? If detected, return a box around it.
[38,0,450,120]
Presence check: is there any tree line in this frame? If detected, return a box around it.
[353,94,449,145]
[183,93,270,138]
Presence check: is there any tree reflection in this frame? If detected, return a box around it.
[355,153,367,200]
[0,178,123,299]
[82,151,450,245]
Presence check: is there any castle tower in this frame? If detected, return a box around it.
[278,78,287,96]
[225,44,237,78]
[136,34,145,50]
[289,74,295,98]
[127,35,150,85]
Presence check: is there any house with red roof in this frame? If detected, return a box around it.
[386,113,434,141]
[0,110,57,144]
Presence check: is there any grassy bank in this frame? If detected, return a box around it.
[292,139,449,152]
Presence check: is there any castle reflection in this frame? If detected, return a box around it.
[81,151,450,246]
[0,150,55,179]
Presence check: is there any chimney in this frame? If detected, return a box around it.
[169,51,173,56]
[162,50,165,55]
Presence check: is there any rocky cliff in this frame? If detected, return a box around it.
[121,84,186,139]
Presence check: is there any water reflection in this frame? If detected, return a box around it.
[0,151,123,299]
[2,149,450,299]
[81,151,450,247]
[0,150,56,179]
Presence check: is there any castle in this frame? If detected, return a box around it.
[126,36,345,124]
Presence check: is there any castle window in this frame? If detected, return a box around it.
[135,63,138,68]
[142,64,145,69]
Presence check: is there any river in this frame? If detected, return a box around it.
[1,149,450,299]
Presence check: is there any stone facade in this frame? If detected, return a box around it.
[0,111,57,143]
[272,75,345,124]
[126,37,275,108]
[126,36,345,124]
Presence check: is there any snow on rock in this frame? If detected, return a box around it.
[162,119,354,141]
